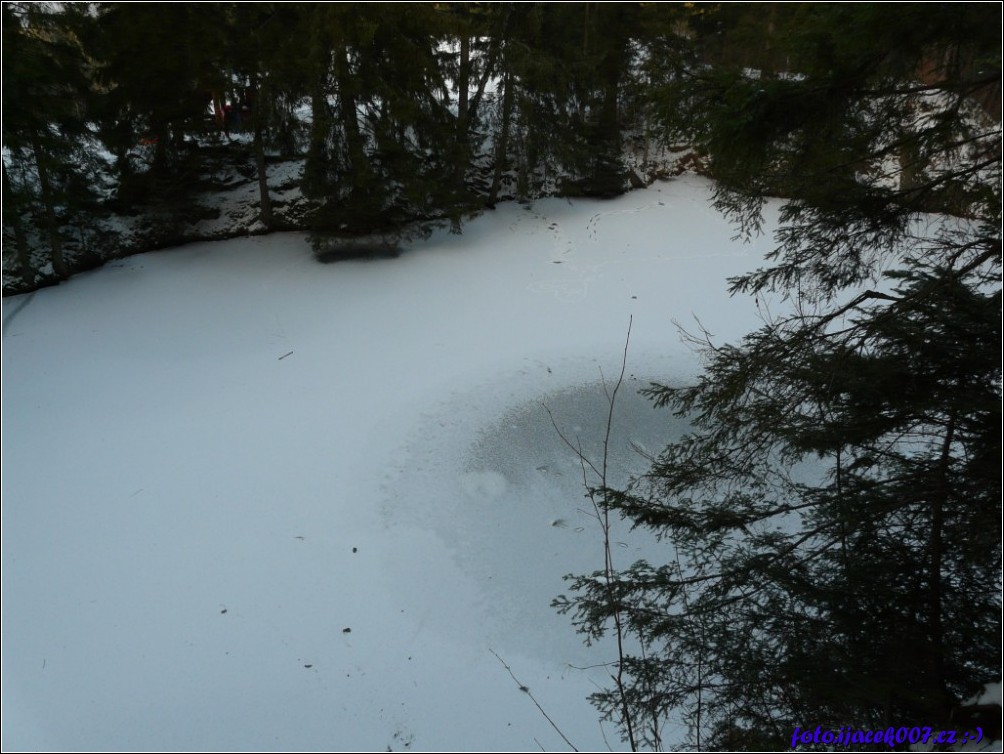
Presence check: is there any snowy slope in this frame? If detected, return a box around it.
[3,175,774,751]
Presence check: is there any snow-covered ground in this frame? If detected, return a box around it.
[5,174,992,752]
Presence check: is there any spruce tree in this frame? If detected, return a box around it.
[88,3,228,202]
[555,4,1002,749]
[303,4,469,244]
[226,3,313,232]
[2,2,101,284]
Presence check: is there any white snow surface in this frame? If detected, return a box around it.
[0,174,892,751]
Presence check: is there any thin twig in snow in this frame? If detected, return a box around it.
[490,649,579,752]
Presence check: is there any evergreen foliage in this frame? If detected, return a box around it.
[4,2,663,285]
[3,2,103,281]
[554,3,1002,749]
[88,3,227,181]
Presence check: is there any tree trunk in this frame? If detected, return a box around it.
[30,136,68,280]
[152,118,170,175]
[591,27,624,196]
[334,43,366,182]
[251,80,273,230]
[488,63,514,206]
[3,160,34,283]
[454,31,471,185]
[304,37,332,198]
[928,412,957,718]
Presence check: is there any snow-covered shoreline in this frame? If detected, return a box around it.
[2,138,692,297]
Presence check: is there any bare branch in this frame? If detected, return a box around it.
[490,649,579,752]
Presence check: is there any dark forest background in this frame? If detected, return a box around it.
[5,2,696,292]
[5,3,994,293]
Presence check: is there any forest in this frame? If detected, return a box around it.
[3,2,1001,751]
[6,2,698,292]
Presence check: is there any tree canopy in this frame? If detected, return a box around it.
[554,3,1001,749]
[4,2,694,289]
